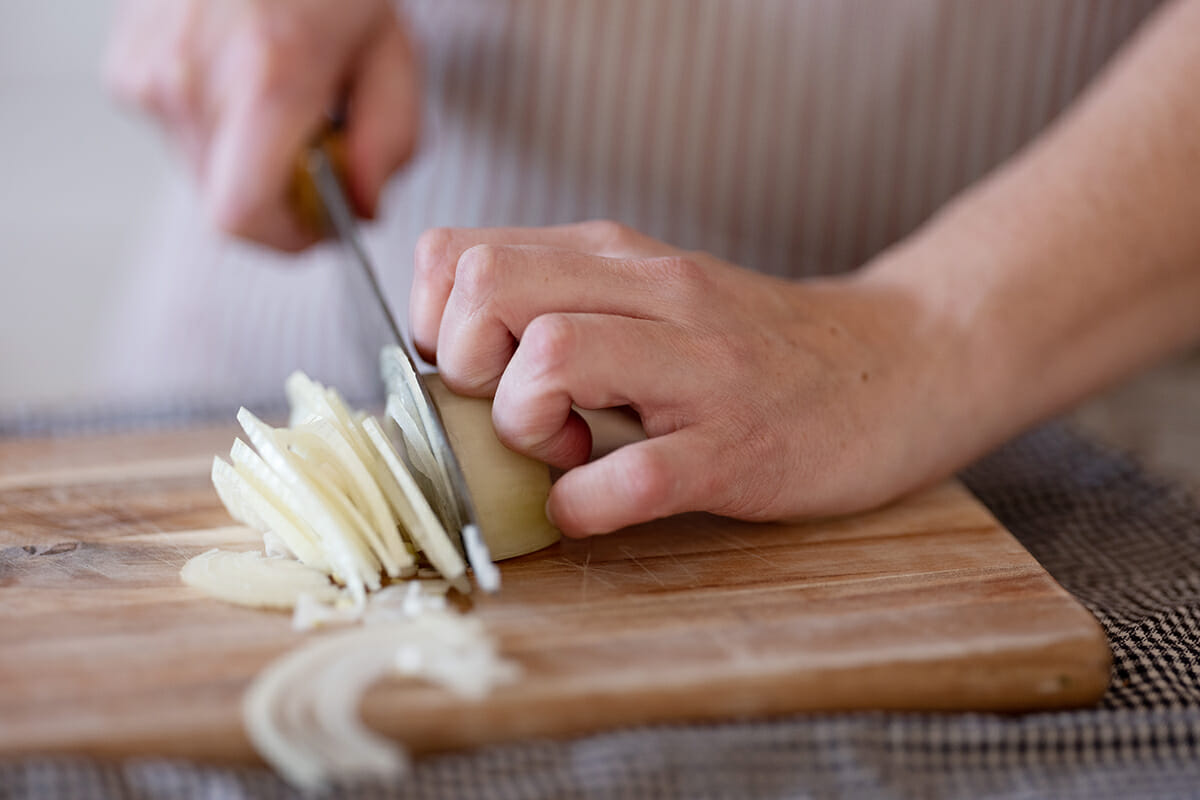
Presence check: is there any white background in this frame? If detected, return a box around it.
[0,0,172,410]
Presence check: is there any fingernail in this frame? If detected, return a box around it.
[544,497,560,529]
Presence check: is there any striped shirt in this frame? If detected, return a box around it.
[102,0,1163,409]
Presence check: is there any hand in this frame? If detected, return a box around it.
[409,222,965,536]
[104,0,419,250]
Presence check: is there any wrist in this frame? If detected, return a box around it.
[853,234,1026,474]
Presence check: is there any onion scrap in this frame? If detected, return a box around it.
[243,603,519,790]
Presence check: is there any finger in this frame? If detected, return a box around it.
[492,313,684,468]
[410,221,676,358]
[344,22,420,219]
[202,24,332,252]
[548,428,720,536]
[430,245,706,385]
[204,87,320,251]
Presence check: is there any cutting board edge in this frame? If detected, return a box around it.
[0,628,1110,768]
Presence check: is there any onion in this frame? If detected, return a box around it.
[244,608,519,790]
[362,416,468,593]
[180,549,343,610]
[195,366,559,606]
[426,376,561,561]
[191,364,550,788]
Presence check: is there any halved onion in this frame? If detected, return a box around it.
[426,376,561,561]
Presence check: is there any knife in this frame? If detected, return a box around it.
[294,132,498,591]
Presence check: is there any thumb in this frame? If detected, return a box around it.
[343,22,420,219]
[547,428,717,536]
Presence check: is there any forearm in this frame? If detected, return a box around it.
[866,0,1200,464]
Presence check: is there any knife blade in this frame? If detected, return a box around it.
[300,137,498,591]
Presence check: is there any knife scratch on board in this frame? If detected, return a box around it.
[619,546,668,588]
[663,547,701,586]
[711,531,777,569]
[549,554,618,595]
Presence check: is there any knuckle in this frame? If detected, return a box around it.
[454,244,504,302]
[434,336,483,394]
[489,389,520,441]
[413,228,456,282]
[490,395,539,453]
[439,360,498,399]
[156,55,199,116]
[437,362,474,395]
[520,314,577,376]
[584,219,633,253]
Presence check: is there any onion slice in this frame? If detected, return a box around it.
[381,346,463,532]
[243,610,520,790]
[238,408,378,602]
[180,549,343,610]
[362,416,469,593]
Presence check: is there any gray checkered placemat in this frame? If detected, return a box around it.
[3,423,1199,799]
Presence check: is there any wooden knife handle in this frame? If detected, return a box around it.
[288,127,349,236]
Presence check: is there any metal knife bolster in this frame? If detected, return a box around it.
[304,145,487,573]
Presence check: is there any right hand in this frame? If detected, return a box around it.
[104,0,420,250]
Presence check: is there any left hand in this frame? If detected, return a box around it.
[409,222,961,537]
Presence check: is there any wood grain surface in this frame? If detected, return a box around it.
[0,420,1111,764]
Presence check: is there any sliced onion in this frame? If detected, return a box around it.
[287,419,412,578]
[384,395,442,507]
[211,456,269,533]
[243,611,519,790]
[381,346,463,532]
[180,549,343,609]
[238,408,377,601]
[206,366,558,607]
[225,442,331,573]
[363,416,468,593]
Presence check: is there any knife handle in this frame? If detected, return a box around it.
[288,126,349,235]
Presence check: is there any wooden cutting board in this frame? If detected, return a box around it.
[0,418,1110,764]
